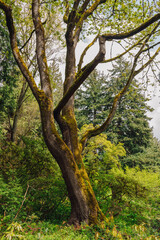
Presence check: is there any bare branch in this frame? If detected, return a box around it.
[102,35,147,64]
[142,41,160,53]
[14,184,30,220]
[20,29,35,51]
[134,46,160,76]
[78,35,99,71]
[20,18,47,51]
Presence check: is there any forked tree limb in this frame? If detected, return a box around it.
[54,18,160,116]
[102,35,147,63]
[73,0,107,37]
[78,34,150,71]
[54,36,106,116]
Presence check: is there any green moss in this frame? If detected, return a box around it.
[38,90,52,111]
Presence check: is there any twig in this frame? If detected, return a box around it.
[14,184,30,220]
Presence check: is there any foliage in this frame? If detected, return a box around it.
[81,0,160,41]
[122,139,160,172]
[75,71,109,127]
[48,59,63,107]
[0,129,159,238]
[1,222,25,240]
[106,59,153,153]
[0,0,64,142]
[107,166,160,200]
[0,175,24,222]
[79,124,160,234]
[79,124,125,177]
[0,136,69,223]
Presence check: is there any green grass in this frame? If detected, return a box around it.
[1,219,160,240]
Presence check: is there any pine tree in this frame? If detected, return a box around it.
[75,59,153,153]
[75,70,109,128]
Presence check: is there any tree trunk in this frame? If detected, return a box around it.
[39,98,104,225]
[11,81,28,142]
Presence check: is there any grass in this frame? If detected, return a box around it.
[1,218,160,240]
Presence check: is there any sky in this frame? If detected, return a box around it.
[148,86,160,139]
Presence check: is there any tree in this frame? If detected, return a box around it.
[106,59,153,153]
[1,0,160,225]
[123,138,160,172]
[0,19,20,141]
[75,70,109,127]
[75,60,153,153]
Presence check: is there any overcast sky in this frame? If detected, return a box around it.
[148,86,160,140]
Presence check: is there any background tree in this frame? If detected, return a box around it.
[75,59,153,154]
[75,70,109,127]
[123,138,160,172]
[106,59,153,153]
[0,19,20,141]
[1,0,160,225]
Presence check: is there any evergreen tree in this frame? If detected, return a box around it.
[75,59,153,153]
[107,59,153,153]
[75,70,109,127]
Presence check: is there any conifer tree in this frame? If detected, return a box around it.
[75,59,153,153]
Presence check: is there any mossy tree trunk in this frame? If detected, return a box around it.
[1,0,160,225]
[38,92,103,224]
